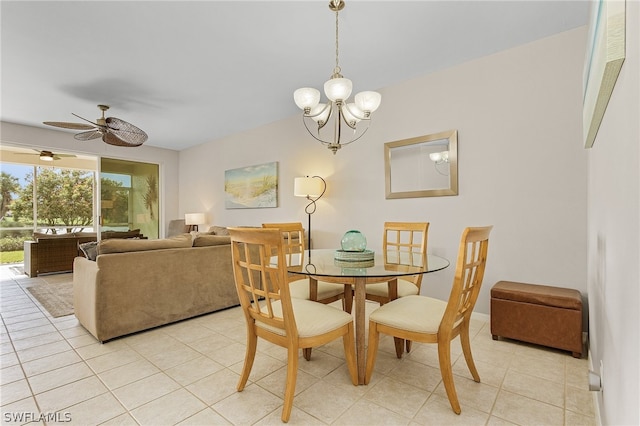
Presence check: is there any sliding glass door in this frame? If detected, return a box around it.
[100,158,159,239]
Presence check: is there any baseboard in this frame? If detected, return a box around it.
[588,348,603,426]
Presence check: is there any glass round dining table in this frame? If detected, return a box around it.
[287,249,450,384]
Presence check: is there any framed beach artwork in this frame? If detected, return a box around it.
[583,0,626,148]
[224,162,278,209]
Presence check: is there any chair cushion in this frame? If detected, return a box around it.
[365,279,419,298]
[289,279,346,300]
[256,298,353,338]
[369,295,446,334]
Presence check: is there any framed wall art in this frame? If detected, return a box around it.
[583,0,626,148]
[225,161,278,209]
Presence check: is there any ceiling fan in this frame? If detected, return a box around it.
[43,104,148,147]
[15,149,77,162]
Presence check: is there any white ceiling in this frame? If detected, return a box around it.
[1,1,590,151]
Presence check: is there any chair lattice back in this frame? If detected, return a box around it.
[383,222,429,286]
[262,222,306,282]
[441,226,492,333]
[229,228,294,335]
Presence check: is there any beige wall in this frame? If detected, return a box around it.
[179,27,589,318]
[586,1,639,424]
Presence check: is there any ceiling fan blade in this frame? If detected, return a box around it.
[102,132,132,147]
[71,113,106,128]
[106,117,148,146]
[74,130,103,141]
[43,121,96,130]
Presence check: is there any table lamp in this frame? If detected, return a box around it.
[185,212,205,232]
[294,176,326,250]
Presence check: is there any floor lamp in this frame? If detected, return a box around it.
[294,176,326,250]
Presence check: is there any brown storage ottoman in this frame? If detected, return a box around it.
[491,281,583,358]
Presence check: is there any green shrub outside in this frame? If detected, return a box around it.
[0,235,29,252]
[1,219,32,257]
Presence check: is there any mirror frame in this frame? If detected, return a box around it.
[384,129,458,199]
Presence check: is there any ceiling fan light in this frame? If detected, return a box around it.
[429,152,443,163]
[324,77,352,102]
[40,154,54,161]
[355,91,382,113]
[294,88,321,111]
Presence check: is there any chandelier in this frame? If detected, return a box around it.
[293,0,381,154]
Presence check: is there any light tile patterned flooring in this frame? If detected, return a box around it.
[0,266,596,425]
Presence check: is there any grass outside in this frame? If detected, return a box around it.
[0,251,24,264]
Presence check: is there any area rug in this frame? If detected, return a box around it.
[27,280,74,318]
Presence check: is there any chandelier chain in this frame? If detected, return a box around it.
[334,7,341,76]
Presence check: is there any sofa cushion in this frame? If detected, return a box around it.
[101,229,142,240]
[79,241,99,261]
[193,235,231,247]
[98,234,192,254]
[209,226,230,236]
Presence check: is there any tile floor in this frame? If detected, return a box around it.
[0,265,597,425]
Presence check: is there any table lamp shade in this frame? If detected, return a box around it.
[294,177,323,198]
[185,213,206,225]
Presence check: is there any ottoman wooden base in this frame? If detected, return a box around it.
[490,281,583,358]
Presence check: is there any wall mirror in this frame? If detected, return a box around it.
[384,130,458,199]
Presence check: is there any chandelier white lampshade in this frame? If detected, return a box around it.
[324,78,353,102]
[293,0,381,154]
[355,91,382,113]
[293,88,321,111]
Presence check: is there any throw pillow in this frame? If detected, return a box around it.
[79,241,99,261]
[209,226,230,236]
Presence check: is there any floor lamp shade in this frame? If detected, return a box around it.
[294,177,324,198]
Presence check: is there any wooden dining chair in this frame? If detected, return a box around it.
[364,226,493,415]
[262,222,350,311]
[364,221,430,306]
[228,227,358,423]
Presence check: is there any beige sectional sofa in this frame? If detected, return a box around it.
[73,233,239,342]
[24,229,144,277]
